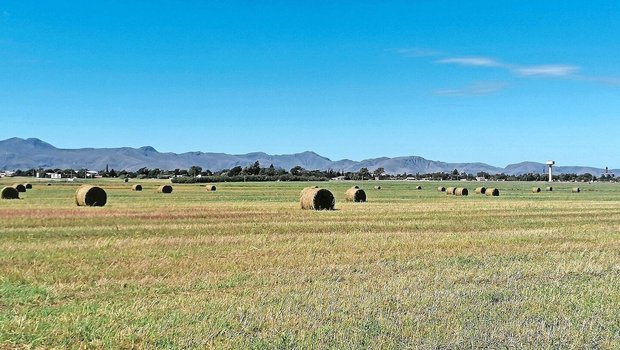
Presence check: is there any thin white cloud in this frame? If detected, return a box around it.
[514,65,579,77]
[435,82,509,96]
[397,48,618,90]
[437,57,504,67]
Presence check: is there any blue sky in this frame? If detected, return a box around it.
[1,1,619,168]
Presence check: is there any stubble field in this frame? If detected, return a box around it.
[1,178,619,349]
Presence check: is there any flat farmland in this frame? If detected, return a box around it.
[1,179,619,349]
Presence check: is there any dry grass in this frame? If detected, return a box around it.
[1,178,620,348]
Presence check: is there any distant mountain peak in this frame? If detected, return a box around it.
[139,146,157,153]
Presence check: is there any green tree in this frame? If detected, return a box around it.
[290,166,305,176]
[373,167,385,178]
[359,167,371,180]
[228,166,243,177]
[189,166,203,177]
[245,161,261,175]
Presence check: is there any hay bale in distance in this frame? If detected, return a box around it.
[532,187,541,193]
[437,186,446,192]
[75,185,107,207]
[25,183,33,189]
[415,185,422,190]
[546,186,553,191]
[205,185,217,191]
[131,184,143,191]
[12,184,26,192]
[475,187,486,194]
[1,186,19,199]
[486,188,500,196]
[345,187,367,202]
[158,185,173,194]
[445,187,456,195]
[374,185,381,190]
[455,188,468,196]
[124,178,129,183]
[300,187,335,210]
[572,187,581,193]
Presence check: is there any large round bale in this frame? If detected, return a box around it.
[546,186,553,191]
[475,187,486,194]
[486,188,500,196]
[415,185,422,190]
[158,185,173,194]
[445,187,456,195]
[1,186,19,199]
[345,187,367,202]
[300,186,319,196]
[455,188,468,196]
[437,186,446,192]
[131,184,143,191]
[12,184,26,192]
[24,183,33,189]
[300,187,335,210]
[374,185,381,190]
[205,185,217,192]
[75,185,107,207]
[532,187,541,193]
[572,187,581,193]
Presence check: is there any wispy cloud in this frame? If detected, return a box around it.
[398,48,619,91]
[395,47,442,57]
[435,81,509,96]
[437,57,504,67]
[514,65,579,77]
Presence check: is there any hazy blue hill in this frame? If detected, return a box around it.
[0,137,612,175]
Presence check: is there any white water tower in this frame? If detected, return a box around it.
[546,160,555,182]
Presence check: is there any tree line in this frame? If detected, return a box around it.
[7,163,615,183]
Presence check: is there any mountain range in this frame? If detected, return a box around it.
[0,137,615,176]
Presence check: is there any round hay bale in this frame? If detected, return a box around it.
[546,186,553,191]
[437,186,446,192]
[1,186,19,199]
[415,185,422,190]
[124,178,129,183]
[300,187,335,210]
[75,185,107,207]
[352,185,360,189]
[25,183,33,189]
[12,184,26,192]
[300,186,319,196]
[532,187,541,193]
[445,187,456,195]
[455,188,468,196]
[345,187,367,202]
[158,185,173,194]
[205,185,217,191]
[475,187,486,194]
[486,188,500,196]
[47,183,52,186]
[572,187,580,193]
[374,185,381,190]
[131,184,143,191]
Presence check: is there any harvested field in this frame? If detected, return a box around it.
[1,178,619,348]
